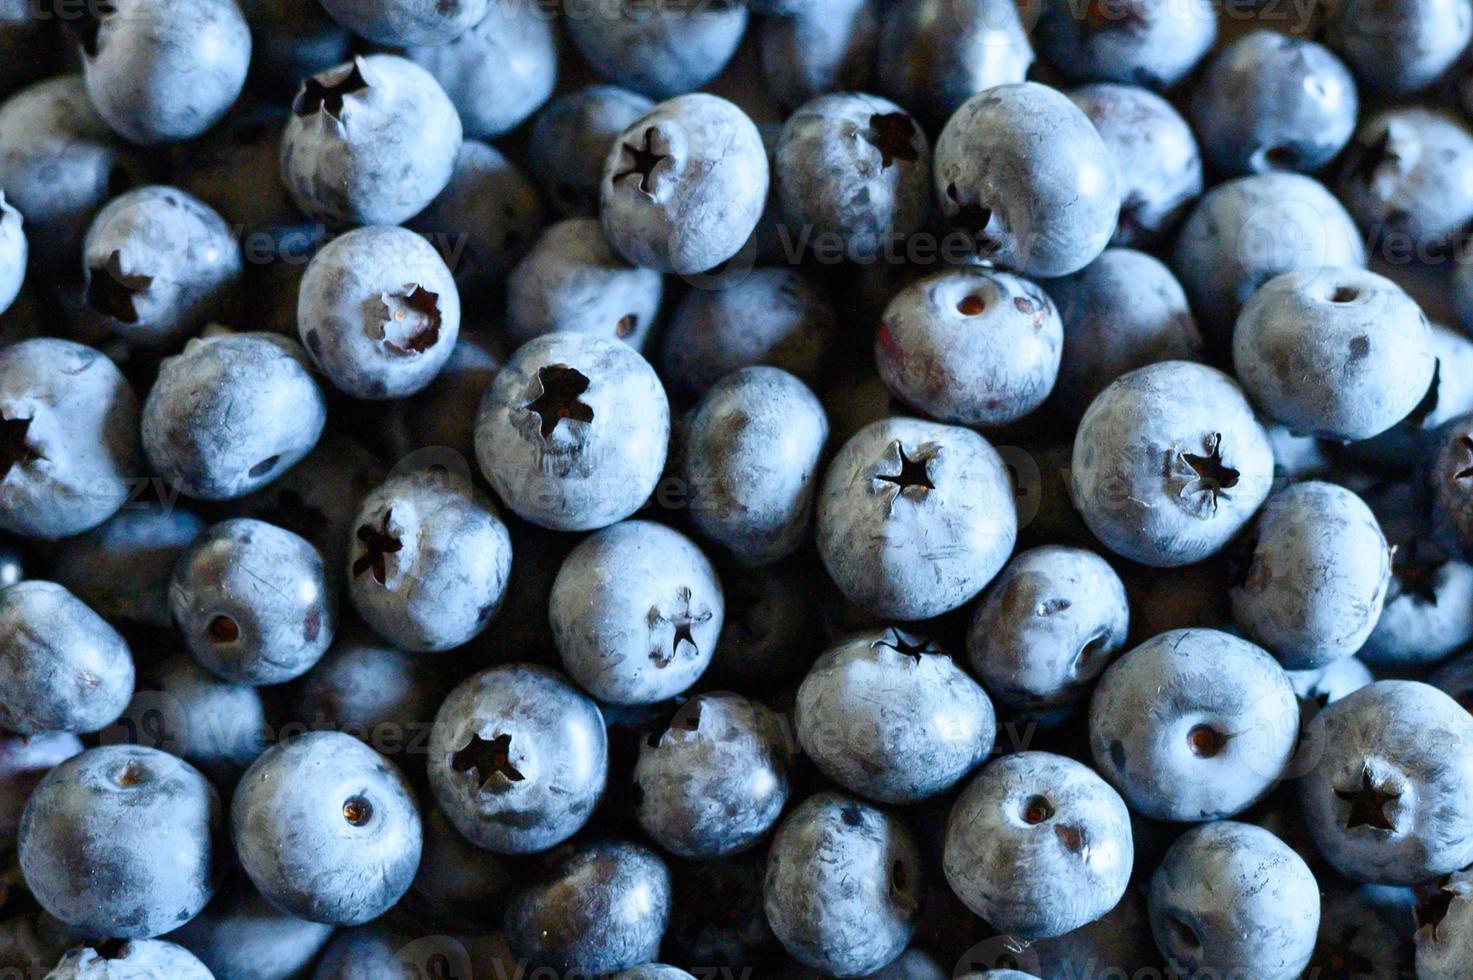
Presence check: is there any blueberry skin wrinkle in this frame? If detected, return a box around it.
[18,745,223,939]
[231,731,422,925]
[427,663,608,854]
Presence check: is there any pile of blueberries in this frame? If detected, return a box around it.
[11,0,1473,977]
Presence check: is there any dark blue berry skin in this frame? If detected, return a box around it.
[407,140,544,306]
[291,631,446,754]
[1026,887,1163,978]
[404,0,556,140]
[1068,84,1201,249]
[564,0,748,100]
[298,225,462,400]
[1321,0,1473,95]
[1034,0,1216,90]
[165,874,334,980]
[1171,173,1366,341]
[1046,248,1202,420]
[390,333,501,456]
[759,0,878,112]
[0,732,80,853]
[551,520,724,704]
[1189,31,1357,177]
[1071,362,1274,567]
[1310,881,1416,980]
[47,940,213,979]
[19,745,223,938]
[408,803,512,931]
[80,186,244,350]
[1431,650,1473,711]
[764,793,922,977]
[635,691,790,857]
[281,55,462,229]
[506,218,663,352]
[0,76,143,269]
[877,0,1032,129]
[427,664,608,855]
[170,518,335,686]
[935,83,1119,279]
[346,470,512,653]
[1149,821,1319,979]
[0,1,56,101]
[319,0,485,44]
[1299,681,1473,885]
[530,86,655,218]
[143,334,326,500]
[966,546,1129,723]
[52,505,204,631]
[944,752,1133,940]
[662,268,836,401]
[1234,267,1434,441]
[74,0,251,146]
[1089,628,1298,823]
[231,731,422,925]
[504,840,672,976]
[679,366,828,566]
[239,0,351,101]
[0,338,140,540]
[0,581,134,736]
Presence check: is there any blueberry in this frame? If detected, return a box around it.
[1231,482,1391,670]
[1067,84,1202,249]
[1148,821,1319,979]
[1171,172,1366,340]
[0,193,24,317]
[298,225,462,399]
[875,267,1062,427]
[0,581,133,736]
[164,874,335,980]
[600,93,768,275]
[1045,248,1203,419]
[763,792,921,976]
[19,745,222,938]
[389,333,501,455]
[0,76,141,268]
[758,0,878,112]
[1026,888,1163,978]
[281,55,462,229]
[966,546,1129,722]
[1288,656,1374,723]
[1189,31,1358,177]
[551,520,723,704]
[1417,868,1473,978]
[0,733,80,853]
[51,505,204,630]
[678,366,828,566]
[506,218,664,351]
[407,804,512,930]
[1348,321,1473,469]
[1308,880,1416,979]
[610,968,697,980]
[1089,628,1299,822]
[404,0,556,140]
[475,332,669,531]
[564,0,749,99]
[1321,0,1473,95]
[292,631,446,752]
[319,0,486,45]
[1337,107,1473,256]
[170,518,334,685]
[774,93,929,263]
[530,86,655,218]
[945,751,1133,940]
[47,939,213,979]
[71,0,251,145]
[110,651,267,788]
[797,628,993,804]
[504,840,671,976]
[1234,267,1434,440]
[1360,543,1473,670]
[817,417,1017,620]
[406,139,544,305]
[1034,0,1216,90]
[238,0,351,101]
[635,691,790,857]
[143,334,326,500]
[935,83,1119,278]
[1070,361,1274,567]
[346,469,512,653]
[877,0,1033,128]
[428,663,607,854]
[232,731,420,925]
[661,267,836,400]
[1299,680,1473,885]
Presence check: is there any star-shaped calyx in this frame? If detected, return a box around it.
[0,415,38,482]
[1180,433,1240,514]
[86,250,153,325]
[874,442,937,509]
[649,586,713,668]
[864,113,921,169]
[352,510,402,585]
[614,127,669,197]
[379,285,441,355]
[453,733,525,790]
[1334,767,1400,832]
[525,364,595,440]
[294,60,371,120]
